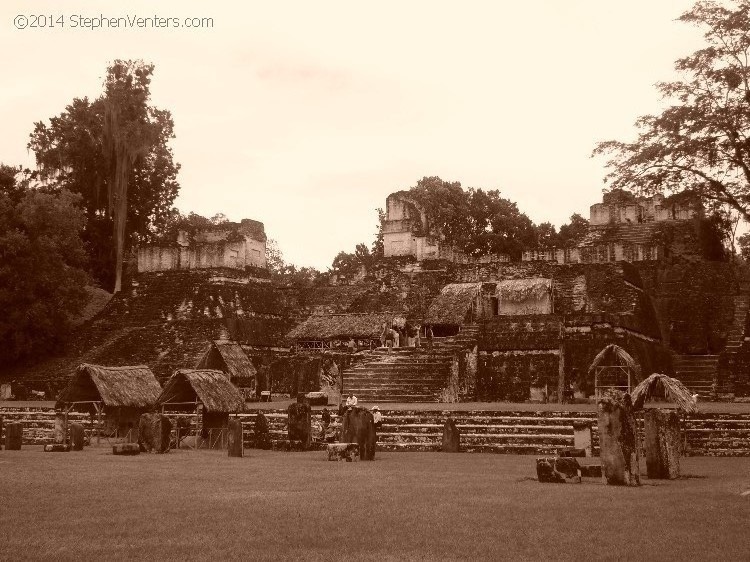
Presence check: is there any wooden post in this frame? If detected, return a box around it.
[95,403,102,445]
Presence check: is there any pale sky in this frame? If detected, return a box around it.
[0,0,705,269]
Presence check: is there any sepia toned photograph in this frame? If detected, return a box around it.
[1,1,750,560]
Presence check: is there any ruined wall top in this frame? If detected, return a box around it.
[590,191,700,226]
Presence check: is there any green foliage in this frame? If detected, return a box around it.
[28,60,180,291]
[0,170,90,364]
[371,207,386,257]
[330,243,372,277]
[402,176,539,260]
[738,232,750,260]
[264,237,321,286]
[594,1,750,221]
[557,213,589,246]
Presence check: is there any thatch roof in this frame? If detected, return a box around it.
[631,373,698,414]
[588,344,641,378]
[158,369,245,413]
[424,283,482,325]
[496,278,551,303]
[195,340,256,383]
[58,364,161,408]
[287,312,393,341]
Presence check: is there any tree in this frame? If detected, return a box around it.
[738,231,750,259]
[330,243,372,277]
[535,222,559,248]
[594,1,750,221]
[29,60,179,292]
[402,177,538,260]
[0,167,90,365]
[372,207,386,257]
[558,213,590,246]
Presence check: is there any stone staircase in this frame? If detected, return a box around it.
[672,354,718,399]
[341,324,479,403]
[342,348,454,402]
[374,411,590,454]
[724,288,750,352]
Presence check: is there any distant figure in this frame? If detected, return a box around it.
[380,323,400,350]
[346,394,358,408]
[348,338,356,352]
[426,325,434,351]
[371,405,383,429]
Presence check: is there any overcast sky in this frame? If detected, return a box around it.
[0,0,705,269]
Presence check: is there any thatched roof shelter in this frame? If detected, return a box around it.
[424,283,482,325]
[496,278,551,302]
[158,369,244,413]
[58,364,161,408]
[195,340,256,385]
[631,373,698,414]
[587,344,641,378]
[287,312,393,341]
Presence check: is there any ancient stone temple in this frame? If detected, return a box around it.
[12,193,750,404]
[138,218,267,272]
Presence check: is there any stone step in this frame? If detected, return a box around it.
[348,364,451,372]
[346,390,438,404]
[344,377,447,385]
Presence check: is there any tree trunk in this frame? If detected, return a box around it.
[644,409,681,479]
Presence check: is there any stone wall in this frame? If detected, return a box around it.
[636,261,738,354]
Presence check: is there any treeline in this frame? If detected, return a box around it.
[327,176,589,278]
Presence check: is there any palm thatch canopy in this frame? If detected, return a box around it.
[631,373,698,414]
[58,364,161,408]
[195,340,256,384]
[158,369,244,413]
[287,312,393,341]
[424,283,482,325]
[587,344,641,378]
[496,278,551,302]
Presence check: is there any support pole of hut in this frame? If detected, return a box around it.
[95,402,102,445]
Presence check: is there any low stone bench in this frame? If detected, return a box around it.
[113,443,140,456]
[327,443,359,462]
[44,444,71,452]
[536,457,581,483]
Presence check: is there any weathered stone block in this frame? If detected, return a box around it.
[70,423,85,451]
[254,412,271,449]
[536,457,580,483]
[54,413,67,444]
[573,421,593,457]
[558,447,586,458]
[598,392,640,486]
[644,409,681,479]
[44,444,71,452]
[138,413,172,453]
[341,407,375,460]
[579,464,603,478]
[112,443,140,455]
[288,402,312,451]
[327,442,359,462]
[5,422,22,450]
[305,392,328,406]
[227,418,243,458]
[441,417,460,452]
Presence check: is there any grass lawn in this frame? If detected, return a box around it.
[1,448,749,561]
